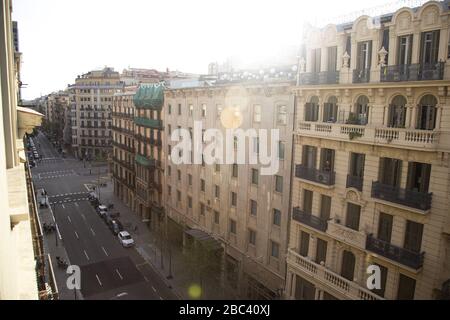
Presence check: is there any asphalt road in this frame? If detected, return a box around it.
[31,131,177,300]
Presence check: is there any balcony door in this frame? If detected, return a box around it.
[349,153,365,178]
[299,231,310,257]
[320,195,331,221]
[355,95,369,125]
[320,148,335,172]
[323,96,338,123]
[311,48,321,73]
[398,35,413,66]
[357,41,372,70]
[379,158,402,188]
[388,96,407,128]
[341,250,356,281]
[406,162,431,193]
[303,189,313,215]
[377,212,393,243]
[327,46,338,72]
[420,30,440,66]
[304,96,319,122]
[404,220,423,253]
[302,145,317,169]
[315,238,327,264]
[417,95,437,131]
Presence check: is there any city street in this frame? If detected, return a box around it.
[31,131,177,300]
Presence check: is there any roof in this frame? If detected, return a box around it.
[133,84,164,110]
[184,228,223,251]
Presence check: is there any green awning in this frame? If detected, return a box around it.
[135,154,155,167]
[134,117,163,129]
[133,84,164,110]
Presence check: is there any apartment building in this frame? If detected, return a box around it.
[46,91,69,145]
[68,67,124,160]
[164,71,296,299]
[285,1,450,300]
[112,87,138,211]
[0,0,44,299]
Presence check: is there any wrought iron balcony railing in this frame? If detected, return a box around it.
[371,181,432,211]
[381,62,444,82]
[353,68,370,83]
[346,175,364,191]
[366,234,425,270]
[292,207,328,232]
[295,164,335,186]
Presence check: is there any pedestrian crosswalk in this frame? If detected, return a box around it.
[48,192,91,205]
[34,170,78,180]
[49,191,89,198]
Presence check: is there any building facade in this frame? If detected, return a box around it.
[69,67,124,160]
[285,0,450,300]
[0,0,44,299]
[164,78,295,299]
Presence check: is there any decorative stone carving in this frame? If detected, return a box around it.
[378,47,388,66]
[342,51,350,68]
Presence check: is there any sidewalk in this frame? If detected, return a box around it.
[100,176,239,300]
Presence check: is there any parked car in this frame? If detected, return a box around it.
[118,231,134,248]
[104,212,115,224]
[97,205,108,218]
[109,220,124,235]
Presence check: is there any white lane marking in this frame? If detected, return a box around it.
[67,215,71,223]
[81,213,86,221]
[55,224,62,240]
[159,297,163,300]
[95,274,102,286]
[115,269,123,280]
[74,231,79,239]
[102,246,108,256]
[74,202,79,207]
[90,228,95,236]
[62,204,65,209]
[84,250,90,261]
[152,286,156,292]
[143,276,149,282]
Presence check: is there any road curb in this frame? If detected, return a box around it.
[136,246,183,300]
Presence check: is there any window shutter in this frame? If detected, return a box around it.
[431,30,440,64]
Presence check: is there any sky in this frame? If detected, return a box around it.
[12,0,412,100]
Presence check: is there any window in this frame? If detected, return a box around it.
[349,152,365,179]
[177,190,181,202]
[178,103,182,115]
[217,104,223,119]
[231,192,237,207]
[323,96,338,122]
[168,124,171,135]
[253,137,259,154]
[420,30,439,65]
[275,175,283,192]
[215,164,220,172]
[249,229,256,246]
[397,274,416,300]
[200,179,205,192]
[379,157,402,187]
[200,203,205,215]
[302,145,317,169]
[271,241,280,258]
[320,148,335,172]
[315,238,327,264]
[230,219,237,234]
[232,164,238,178]
[168,165,171,176]
[167,185,172,196]
[398,35,413,66]
[273,209,281,226]
[357,40,372,70]
[346,203,361,231]
[341,250,356,281]
[277,105,287,125]
[250,200,257,216]
[253,105,261,122]
[299,231,309,257]
[215,185,220,198]
[189,104,194,117]
[201,104,206,117]
[188,196,192,208]
[168,104,172,114]
[311,48,321,73]
[320,195,331,221]
[404,220,424,253]
[304,97,319,121]
[406,162,431,193]
[188,174,192,186]
[214,211,220,224]
[388,96,407,128]
[251,168,259,185]
[177,169,181,181]
[327,46,338,72]
[303,189,313,215]
[378,213,393,243]
[278,142,285,160]
[417,95,437,130]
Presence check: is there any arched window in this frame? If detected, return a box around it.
[417,95,437,130]
[323,96,338,123]
[304,96,319,122]
[388,95,407,128]
[349,95,369,125]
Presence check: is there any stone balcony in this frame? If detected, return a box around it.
[287,249,383,300]
[327,221,367,250]
[296,121,442,151]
